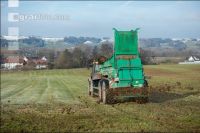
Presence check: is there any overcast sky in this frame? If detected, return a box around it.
[1,1,200,38]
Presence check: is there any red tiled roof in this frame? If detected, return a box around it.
[4,56,24,63]
[33,59,47,65]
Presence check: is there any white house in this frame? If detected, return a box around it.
[41,56,47,61]
[179,56,200,64]
[24,56,28,62]
[1,56,25,69]
[33,56,48,69]
[1,56,48,70]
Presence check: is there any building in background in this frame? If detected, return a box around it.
[1,56,48,70]
[179,56,200,64]
[1,56,26,69]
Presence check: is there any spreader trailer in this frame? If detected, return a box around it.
[88,28,148,104]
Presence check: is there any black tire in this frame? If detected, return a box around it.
[100,79,114,104]
[144,80,148,87]
[98,79,107,102]
[143,80,149,103]
[102,82,108,104]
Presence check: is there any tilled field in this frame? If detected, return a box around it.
[1,65,200,132]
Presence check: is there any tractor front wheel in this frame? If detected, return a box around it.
[88,79,94,97]
[88,80,91,96]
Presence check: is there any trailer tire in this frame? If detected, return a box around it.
[144,80,148,87]
[100,79,114,104]
[102,81,108,104]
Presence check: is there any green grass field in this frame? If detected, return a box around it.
[1,65,200,132]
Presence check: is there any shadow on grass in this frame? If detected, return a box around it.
[109,91,200,104]
[149,91,199,103]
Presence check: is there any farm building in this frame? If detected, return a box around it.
[179,56,200,64]
[31,56,48,69]
[1,56,48,70]
[23,56,48,69]
[1,56,26,69]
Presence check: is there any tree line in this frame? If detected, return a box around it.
[38,43,200,69]
[44,42,113,69]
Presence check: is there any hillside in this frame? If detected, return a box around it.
[1,35,200,51]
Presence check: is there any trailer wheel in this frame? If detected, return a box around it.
[102,81,108,104]
[101,80,114,104]
[144,80,148,87]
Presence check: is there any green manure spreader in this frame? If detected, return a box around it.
[88,28,148,104]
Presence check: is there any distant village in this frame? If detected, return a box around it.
[1,36,200,70]
[1,54,200,71]
[1,56,48,70]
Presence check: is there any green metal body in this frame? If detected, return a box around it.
[98,28,145,89]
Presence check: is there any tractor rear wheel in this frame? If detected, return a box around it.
[98,82,102,102]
